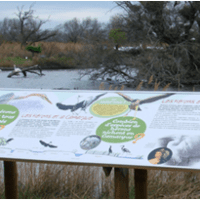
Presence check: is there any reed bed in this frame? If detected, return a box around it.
[0,161,200,198]
[0,41,87,68]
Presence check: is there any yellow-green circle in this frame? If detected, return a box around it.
[0,104,19,125]
[90,97,129,118]
[96,116,146,143]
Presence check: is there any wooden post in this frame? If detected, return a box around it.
[134,169,147,199]
[114,168,129,199]
[4,161,18,199]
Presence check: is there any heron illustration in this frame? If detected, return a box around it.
[56,93,107,114]
[121,145,131,153]
[117,92,175,119]
[0,93,52,105]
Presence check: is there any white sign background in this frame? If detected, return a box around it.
[0,88,200,170]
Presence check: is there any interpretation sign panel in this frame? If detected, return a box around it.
[0,89,200,170]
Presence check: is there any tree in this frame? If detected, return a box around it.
[109,28,126,50]
[14,3,58,48]
[63,17,107,43]
[63,18,83,43]
[84,1,200,88]
[0,18,21,42]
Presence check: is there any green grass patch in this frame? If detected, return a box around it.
[0,56,32,65]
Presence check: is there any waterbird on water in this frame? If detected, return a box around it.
[13,65,21,75]
[13,65,27,77]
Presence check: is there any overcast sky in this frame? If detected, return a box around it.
[0,1,126,30]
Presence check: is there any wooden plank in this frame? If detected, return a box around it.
[134,168,147,199]
[4,161,18,199]
[114,168,129,199]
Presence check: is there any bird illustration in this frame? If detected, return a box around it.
[117,92,175,119]
[121,145,131,153]
[56,93,107,113]
[0,138,13,146]
[39,140,57,148]
[0,93,52,105]
[109,145,112,154]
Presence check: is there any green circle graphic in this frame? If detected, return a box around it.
[90,97,130,118]
[0,104,19,125]
[96,116,146,143]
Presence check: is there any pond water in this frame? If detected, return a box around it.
[1,69,199,91]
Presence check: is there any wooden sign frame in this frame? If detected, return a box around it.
[3,158,200,199]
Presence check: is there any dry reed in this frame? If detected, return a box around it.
[120,85,124,90]
[148,75,154,85]
[162,83,171,91]
[154,79,160,91]
[99,82,105,90]
[136,81,143,91]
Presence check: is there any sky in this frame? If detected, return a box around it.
[0,1,126,30]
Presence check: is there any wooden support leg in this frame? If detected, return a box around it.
[134,169,147,199]
[4,161,18,199]
[114,168,129,199]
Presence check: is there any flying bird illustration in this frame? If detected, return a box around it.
[0,93,52,105]
[56,93,107,113]
[39,140,57,148]
[117,92,175,119]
